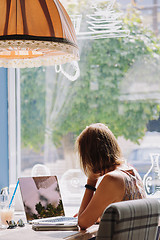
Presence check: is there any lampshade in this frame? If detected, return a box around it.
[0,0,79,68]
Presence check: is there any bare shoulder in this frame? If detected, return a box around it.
[103,170,124,184]
[97,170,125,198]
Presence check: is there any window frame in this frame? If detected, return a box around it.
[8,68,21,185]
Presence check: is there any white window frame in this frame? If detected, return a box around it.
[8,68,21,185]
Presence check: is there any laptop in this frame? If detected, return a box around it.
[19,176,78,230]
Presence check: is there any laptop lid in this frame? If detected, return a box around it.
[19,176,65,222]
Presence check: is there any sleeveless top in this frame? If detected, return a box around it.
[119,167,146,200]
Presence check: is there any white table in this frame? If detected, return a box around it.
[0,212,99,240]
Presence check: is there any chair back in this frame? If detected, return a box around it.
[96,198,160,240]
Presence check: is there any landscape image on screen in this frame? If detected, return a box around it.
[19,176,65,220]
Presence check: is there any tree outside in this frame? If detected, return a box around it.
[20,5,160,172]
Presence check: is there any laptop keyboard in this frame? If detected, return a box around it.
[37,216,77,223]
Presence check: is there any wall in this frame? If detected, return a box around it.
[0,68,9,190]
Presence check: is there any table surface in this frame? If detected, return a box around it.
[0,212,99,240]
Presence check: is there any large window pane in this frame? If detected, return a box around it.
[17,0,160,208]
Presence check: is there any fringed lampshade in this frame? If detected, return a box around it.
[0,0,79,68]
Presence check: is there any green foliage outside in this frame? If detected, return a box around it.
[20,8,160,150]
[20,67,45,150]
[52,9,160,145]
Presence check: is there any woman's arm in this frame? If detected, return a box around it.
[78,173,125,230]
[78,178,98,218]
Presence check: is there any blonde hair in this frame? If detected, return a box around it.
[76,123,123,174]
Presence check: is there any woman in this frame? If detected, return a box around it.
[76,123,146,230]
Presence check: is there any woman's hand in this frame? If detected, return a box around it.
[87,171,101,183]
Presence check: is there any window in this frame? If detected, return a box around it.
[8,1,160,208]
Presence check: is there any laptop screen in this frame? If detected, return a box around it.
[19,176,65,221]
